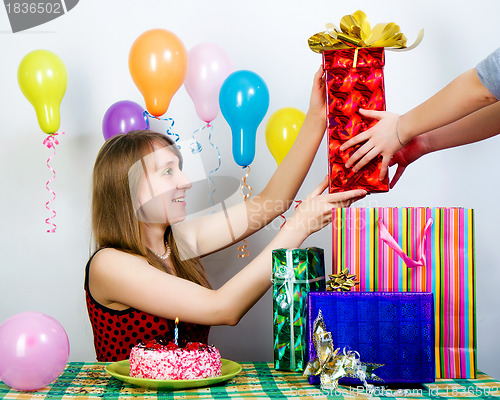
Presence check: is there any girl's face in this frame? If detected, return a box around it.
[131,143,192,225]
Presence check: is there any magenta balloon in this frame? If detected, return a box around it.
[102,100,148,140]
[0,312,70,391]
[184,43,232,123]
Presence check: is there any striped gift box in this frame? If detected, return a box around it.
[332,207,476,379]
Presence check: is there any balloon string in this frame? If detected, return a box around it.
[143,110,150,130]
[43,132,64,233]
[144,111,180,145]
[279,200,303,229]
[238,239,249,258]
[207,123,221,208]
[279,214,286,229]
[190,123,221,208]
[190,123,206,154]
[240,165,253,201]
[238,166,253,258]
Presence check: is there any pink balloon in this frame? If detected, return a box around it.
[184,43,232,123]
[0,312,70,391]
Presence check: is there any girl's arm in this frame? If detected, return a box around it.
[177,67,328,257]
[89,181,366,326]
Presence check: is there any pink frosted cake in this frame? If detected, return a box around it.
[129,339,222,380]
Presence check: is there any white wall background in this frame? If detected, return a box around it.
[0,0,499,379]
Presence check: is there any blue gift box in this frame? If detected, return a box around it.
[307,292,435,384]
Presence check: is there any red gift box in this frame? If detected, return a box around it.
[324,47,389,193]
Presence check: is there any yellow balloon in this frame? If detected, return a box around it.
[265,107,305,166]
[18,50,67,134]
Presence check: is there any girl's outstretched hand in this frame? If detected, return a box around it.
[339,110,402,181]
[287,176,366,237]
[308,65,326,115]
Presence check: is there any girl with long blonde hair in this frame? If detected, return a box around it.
[85,67,366,361]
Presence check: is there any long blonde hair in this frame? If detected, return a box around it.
[91,130,211,288]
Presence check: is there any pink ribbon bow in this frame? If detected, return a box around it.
[377,217,433,268]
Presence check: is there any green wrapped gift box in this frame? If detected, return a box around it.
[272,247,326,371]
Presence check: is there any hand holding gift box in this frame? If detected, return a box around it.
[340,50,500,188]
[308,11,423,193]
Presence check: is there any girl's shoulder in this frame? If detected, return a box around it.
[93,247,143,259]
[88,248,153,308]
[90,248,149,274]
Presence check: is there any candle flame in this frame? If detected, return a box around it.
[175,317,179,324]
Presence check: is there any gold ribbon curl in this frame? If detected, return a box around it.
[326,268,359,292]
[308,10,424,54]
[238,166,254,258]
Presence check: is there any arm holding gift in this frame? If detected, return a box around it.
[340,47,500,183]
[389,101,500,187]
[86,65,365,362]
[176,66,330,257]
[90,178,365,327]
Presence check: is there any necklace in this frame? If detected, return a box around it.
[152,242,171,260]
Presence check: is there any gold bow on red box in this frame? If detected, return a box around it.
[308,10,423,53]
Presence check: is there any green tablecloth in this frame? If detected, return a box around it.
[0,362,499,399]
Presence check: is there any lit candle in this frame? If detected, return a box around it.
[174,317,179,346]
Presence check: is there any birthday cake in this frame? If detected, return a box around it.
[129,339,222,380]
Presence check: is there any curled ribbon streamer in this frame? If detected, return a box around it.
[43,132,64,233]
[190,123,206,154]
[378,217,433,268]
[279,214,286,229]
[144,110,180,145]
[279,200,303,229]
[237,239,249,258]
[205,123,222,208]
[237,166,254,258]
[240,165,253,201]
[278,200,303,229]
[142,110,150,130]
[308,10,424,54]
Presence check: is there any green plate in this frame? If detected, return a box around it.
[105,359,242,390]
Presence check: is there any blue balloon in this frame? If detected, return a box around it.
[219,70,269,167]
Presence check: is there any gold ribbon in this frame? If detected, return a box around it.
[326,268,359,292]
[308,10,424,53]
[237,166,253,258]
[304,310,384,391]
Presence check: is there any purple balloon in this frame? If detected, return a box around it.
[102,100,148,140]
[0,312,70,391]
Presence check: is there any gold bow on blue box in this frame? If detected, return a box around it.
[326,268,359,292]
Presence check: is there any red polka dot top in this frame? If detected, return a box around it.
[84,249,210,362]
